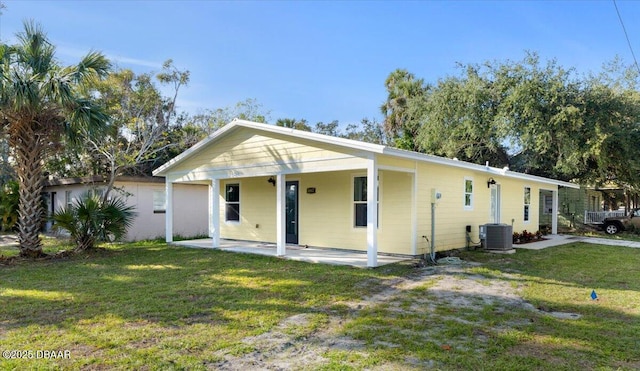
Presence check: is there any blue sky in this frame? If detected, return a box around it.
[2,1,639,126]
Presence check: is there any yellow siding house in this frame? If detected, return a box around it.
[153,119,578,267]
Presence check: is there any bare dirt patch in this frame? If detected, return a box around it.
[207,261,561,369]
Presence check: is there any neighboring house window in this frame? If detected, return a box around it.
[225,183,240,222]
[153,190,166,214]
[590,195,600,211]
[464,178,473,210]
[543,195,553,215]
[65,190,73,209]
[353,176,379,228]
[524,187,531,222]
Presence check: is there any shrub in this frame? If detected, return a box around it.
[52,194,136,251]
[539,225,552,235]
[512,231,521,243]
[513,230,544,244]
[521,230,535,242]
[0,180,19,232]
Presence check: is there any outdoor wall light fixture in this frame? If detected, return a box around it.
[268,176,276,187]
[487,178,496,188]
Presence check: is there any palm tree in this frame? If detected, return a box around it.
[380,69,428,150]
[52,195,135,251]
[0,21,110,257]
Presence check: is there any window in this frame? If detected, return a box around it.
[354,177,367,227]
[524,187,531,222]
[225,183,240,222]
[153,190,166,213]
[543,195,553,215]
[464,178,473,209]
[65,190,73,209]
[353,176,379,228]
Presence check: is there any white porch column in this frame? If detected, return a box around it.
[165,180,173,243]
[552,189,559,234]
[411,169,418,256]
[276,173,286,256]
[210,179,220,247]
[367,158,378,268]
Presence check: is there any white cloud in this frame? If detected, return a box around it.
[106,54,162,69]
[56,44,161,70]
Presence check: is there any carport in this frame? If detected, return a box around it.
[172,239,410,268]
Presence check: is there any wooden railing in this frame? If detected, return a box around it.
[584,210,626,224]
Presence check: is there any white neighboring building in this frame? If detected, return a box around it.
[43,176,208,241]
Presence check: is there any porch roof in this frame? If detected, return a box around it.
[153,119,579,189]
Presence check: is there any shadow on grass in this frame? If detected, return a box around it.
[0,242,407,330]
[2,241,638,369]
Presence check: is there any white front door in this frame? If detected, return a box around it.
[490,184,501,223]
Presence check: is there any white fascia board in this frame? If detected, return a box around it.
[154,119,579,190]
[153,119,385,176]
[153,122,239,176]
[382,147,579,189]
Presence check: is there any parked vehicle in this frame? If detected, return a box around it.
[602,208,640,234]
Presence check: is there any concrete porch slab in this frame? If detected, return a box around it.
[172,238,411,268]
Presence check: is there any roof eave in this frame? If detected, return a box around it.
[152,119,386,176]
[152,119,579,190]
[382,147,579,189]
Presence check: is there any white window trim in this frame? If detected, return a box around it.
[224,181,241,224]
[351,173,381,230]
[65,190,73,209]
[463,177,474,211]
[524,186,531,223]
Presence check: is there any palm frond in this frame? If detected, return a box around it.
[64,99,110,144]
[75,51,111,82]
[16,20,55,75]
[52,194,134,250]
[100,197,136,241]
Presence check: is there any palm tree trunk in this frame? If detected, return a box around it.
[10,124,45,257]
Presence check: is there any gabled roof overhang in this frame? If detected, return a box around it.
[153,119,579,189]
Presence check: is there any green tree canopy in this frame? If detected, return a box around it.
[85,61,190,200]
[275,118,311,131]
[380,69,429,150]
[383,52,640,187]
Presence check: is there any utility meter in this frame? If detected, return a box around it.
[431,188,442,204]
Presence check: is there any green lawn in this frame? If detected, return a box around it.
[0,241,639,370]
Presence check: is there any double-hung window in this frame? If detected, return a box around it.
[225,183,240,222]
[153,190,166,213]
[524,187,531,222]
[65,190,73,209]
[354,177,368,227]
[464,178,473,210]
[353,176,379,228]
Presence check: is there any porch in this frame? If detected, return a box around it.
[172,238,411,268]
